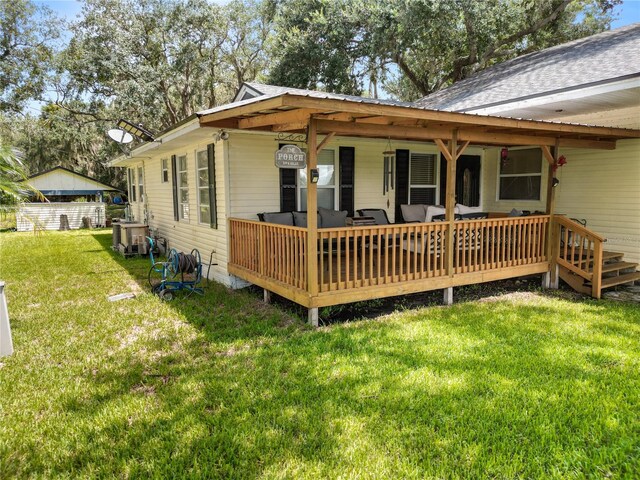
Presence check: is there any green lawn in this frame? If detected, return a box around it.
[0,230,638,479]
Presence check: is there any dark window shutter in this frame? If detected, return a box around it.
[280,169,297,212]
[395,149,410,222]
[339,146,355,216]
[279,143,297,212]
[171,154,179,221]
[207,143,218,228]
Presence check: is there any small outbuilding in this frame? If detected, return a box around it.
[17,166,121,232]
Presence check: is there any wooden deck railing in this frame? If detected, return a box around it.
[317,222,449,292]
[554,216,605,298]
[229,216,550,300]
[229,219,308,291]
[453,216,549,274]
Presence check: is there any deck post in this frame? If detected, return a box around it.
[307,117,319,299]
[308,308,319,327]
[263,289,272,304]
[544,140,560,289]
[443,287,453,305]
[445,131,458,277]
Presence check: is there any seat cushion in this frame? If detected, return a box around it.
[261,212,294,226]
[401,204,426,223]
[359,209,389,225]
[456,203,476,215]
[425,205,446,222]
[293,211,321,228]
[318,207,347,228]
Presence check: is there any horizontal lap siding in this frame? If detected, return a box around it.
[134,139,230,285]
[555,140,640,263]
[17,203,106,231]
[228,133,483,223]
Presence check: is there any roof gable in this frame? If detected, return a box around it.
[27,166,120,192]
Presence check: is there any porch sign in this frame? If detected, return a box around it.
[275,144,307,169]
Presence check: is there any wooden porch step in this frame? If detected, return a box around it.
[600,272,640,289]
[602,251,625,262]
[592,261,638,274]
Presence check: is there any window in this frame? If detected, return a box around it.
[299,149,335,210]
[128,167,136,202]
[196,150,211,225]
[499,148,542,200]
[137,166,144,202]
[178,154,189,220]
[161,158,169,183]
[409,152,437,205]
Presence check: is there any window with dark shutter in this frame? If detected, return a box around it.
[279,143,297,212]
[171,155,179,221]
[207,143,218,228]
[280,169,297,212]
[395,149,410,222]
[339,146,355,216]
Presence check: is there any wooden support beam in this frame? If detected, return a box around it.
[546,139,560,289]
[316,132,335,154]
[541,145,556,166]
[307,117,319,298]
[272,122,307,132]
[282,94,640,138]
[199,96,285,125]
[456,140,471,159]
[315,119,617,150]
[445,131,458,278]
[434,139,453,163]
[238,108,322,129]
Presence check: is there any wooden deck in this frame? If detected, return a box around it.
[228,216,551,308]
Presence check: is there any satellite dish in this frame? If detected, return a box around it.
[107,128,134,144]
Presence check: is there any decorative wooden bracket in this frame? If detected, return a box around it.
[316,132,335,154]
[541,145,556,165]
[435,136,469,162]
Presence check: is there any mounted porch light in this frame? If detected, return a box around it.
[383,138,395,195]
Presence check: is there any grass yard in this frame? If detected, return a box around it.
[0,230,639,478]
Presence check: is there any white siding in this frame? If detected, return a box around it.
[227,132,484,223]
[554,139,640,263]
[28,169,115,192]
[16,203,106,231]
[135,141,233,286]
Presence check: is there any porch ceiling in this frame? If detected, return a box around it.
[198,93,640,150]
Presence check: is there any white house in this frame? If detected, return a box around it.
[111,25,640,322]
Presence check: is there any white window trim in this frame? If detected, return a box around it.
[128,167,137,203]
[496,147,543,202]
[137,166,144,203]
[408,151,439,205]
[177,154,189,221]
[297,148,338,211]
[195,149,211,225]
[161,158,169,183]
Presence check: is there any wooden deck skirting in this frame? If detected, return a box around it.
[228,216,551,307]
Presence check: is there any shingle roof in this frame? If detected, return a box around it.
[416,23,640,112]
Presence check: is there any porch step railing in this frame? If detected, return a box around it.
[554,216,605,299]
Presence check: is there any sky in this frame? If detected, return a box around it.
[36,0,640,27]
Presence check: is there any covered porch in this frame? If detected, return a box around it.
[199,93,639,324]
